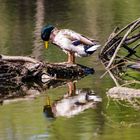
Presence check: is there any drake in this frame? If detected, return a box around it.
[41,25,100,64]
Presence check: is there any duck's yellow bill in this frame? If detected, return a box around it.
[45,41,49,49]
[46,96,51,106]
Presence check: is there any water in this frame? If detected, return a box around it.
[0,0,140,140]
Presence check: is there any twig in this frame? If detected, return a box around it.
[106,19,140,69]
[108,70,120,86]
[100,61,126,79]
[100,18,140,54]
[125,32,140,45]
[121,80,140,87]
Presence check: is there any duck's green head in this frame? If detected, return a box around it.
[41,25,54,48]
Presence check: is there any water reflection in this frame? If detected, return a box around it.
[32,0,45,59]
[0,78,102,118]
[43,82,102,118]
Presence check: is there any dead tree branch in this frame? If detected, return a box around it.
[100,18,140,87]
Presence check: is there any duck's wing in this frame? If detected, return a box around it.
[79,35,96,45]
[62,29,97,45]
[61,29,92,44]
[62,29,81,41]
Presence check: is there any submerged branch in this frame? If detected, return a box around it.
[107,87,140,98]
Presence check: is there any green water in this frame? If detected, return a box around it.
[0,0,140,140]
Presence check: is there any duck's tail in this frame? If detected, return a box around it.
[85,44,101,55]
[127,63,140,70]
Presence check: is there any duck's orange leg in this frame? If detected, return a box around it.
[67,82,76,96]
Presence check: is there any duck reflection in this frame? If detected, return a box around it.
[43,82,102,118]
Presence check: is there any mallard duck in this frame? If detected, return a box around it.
[41,25,100,64]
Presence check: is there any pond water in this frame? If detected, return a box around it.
[0,0,140,140]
